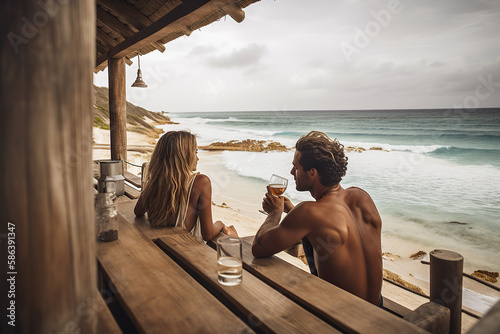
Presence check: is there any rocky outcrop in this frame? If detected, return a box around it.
[410,251,427,260]
[383,269,426,295]
[199,139,289,152]
[471,270,499,283]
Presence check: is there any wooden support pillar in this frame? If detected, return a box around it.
[108,57,127,164]
[0,0,96,333]
[430,249,463,334]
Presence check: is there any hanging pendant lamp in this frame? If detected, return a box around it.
[131,52,147,88]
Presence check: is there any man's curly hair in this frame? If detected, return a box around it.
[295,131,348,186]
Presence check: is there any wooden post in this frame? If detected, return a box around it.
[141,162,149,187]
[430,249,463,334]
[0,0,96,333]
[108,57,127,165]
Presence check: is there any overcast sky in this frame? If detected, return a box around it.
[93,0,500,112]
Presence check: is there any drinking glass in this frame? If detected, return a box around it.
[259,174,289,215]
[217,236,243,286]
[268,174,288,197]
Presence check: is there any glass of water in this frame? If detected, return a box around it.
[217,236,242,286]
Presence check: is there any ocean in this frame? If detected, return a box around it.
[163,108,500,273]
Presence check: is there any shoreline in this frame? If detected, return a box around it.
[92,127,499,329]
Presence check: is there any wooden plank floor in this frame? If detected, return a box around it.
[96,215,251,333]
[156,232,341,334]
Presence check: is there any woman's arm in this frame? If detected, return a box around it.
[134,196,146,217]
[194,174,238,240]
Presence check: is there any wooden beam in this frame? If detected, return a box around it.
[96,41,108,55]
[97,2,165,55]
[98,0,151,30]
[108,58,127,163]
[0,0,96,332]
[96,29,120,48]
[223,4,245,23]
[97,6,135,39]
[97,0,219,66]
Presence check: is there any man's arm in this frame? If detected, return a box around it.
[252,189,312,257]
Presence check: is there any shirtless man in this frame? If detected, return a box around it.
[252,131,383,306]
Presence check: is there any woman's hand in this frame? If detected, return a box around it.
[222,224,239,237]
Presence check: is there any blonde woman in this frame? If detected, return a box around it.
[134,131,238,241]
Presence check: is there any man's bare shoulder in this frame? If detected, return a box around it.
[345,186,381,227]
[289,199,346,225]
[345,186,371,197]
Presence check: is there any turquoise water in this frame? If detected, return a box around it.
[165,108,500,271]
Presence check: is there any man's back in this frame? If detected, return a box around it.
[304,186,382,305]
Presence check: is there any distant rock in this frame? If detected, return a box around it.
[447,221,467,225]
[471,270,499,283]
[383,269,426,295]
[382,252,400,261]
[199,139,289,152]
[211,201,230,208]
[345,146,366,153]
[410,251,427,260]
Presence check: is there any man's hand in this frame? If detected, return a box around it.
[262,186,285,214]
[283,196,295,213]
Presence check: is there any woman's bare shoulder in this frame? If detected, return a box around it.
[193,173,211,188]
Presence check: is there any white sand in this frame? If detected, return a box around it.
[93,127,500,331]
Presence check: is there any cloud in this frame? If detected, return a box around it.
[206,43,267,68]
[188,45,217,57]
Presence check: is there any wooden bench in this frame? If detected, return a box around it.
[96,214,251,333]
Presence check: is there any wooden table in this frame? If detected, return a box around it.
[95,199,429,333]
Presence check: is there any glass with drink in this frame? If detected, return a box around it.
[259,174,289,215]
[217,236,243,286]
[269,174,288,196]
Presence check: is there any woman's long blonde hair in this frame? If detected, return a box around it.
[140,131,197,227]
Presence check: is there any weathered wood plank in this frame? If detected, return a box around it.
[233,240,428,334]
[156,233,341,333]
[96,291,122,334]
[115,199,183,240]
[382,297,413,318]
[124,170,142,188]
[124,183,140,199]
[404,302,450,334]
[0,0,96,332]
[96,215,250,333]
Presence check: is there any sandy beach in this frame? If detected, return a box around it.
[93,126,500,332]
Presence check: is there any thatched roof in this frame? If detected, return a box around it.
[95,0,260,72]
